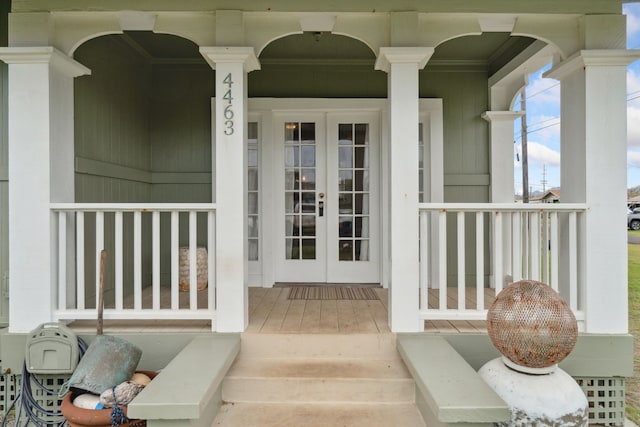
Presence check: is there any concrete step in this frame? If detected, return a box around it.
[238,332,400,359]
[223,359,415,403]
[213,332,425,426]
[212,403,427,427]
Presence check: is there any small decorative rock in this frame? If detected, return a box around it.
[479,280,588,426]
[178,247,208,291]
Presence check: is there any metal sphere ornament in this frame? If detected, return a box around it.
[486,279,578,373]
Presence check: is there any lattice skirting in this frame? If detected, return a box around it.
[1,373,69,424]
[576,377,626,426]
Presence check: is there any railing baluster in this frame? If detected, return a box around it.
[522,212,529,278]
[438,210,447,310]
[115,211,123,311]
[457,211,465,311]
[152,211,160,310]
[419,210,429,310]
[76,212,85,310]
[171,211,179,310]
[494,211,503,293]
[133,211,142,310]
[541,212,549,284]
[189,211,198,310]
[95,211,104,310]
[476,212,484,310]
[569,212,578,311]
[58,212,67,311]
[530,211,540,281]
[512,212,522,282]
[550,212,559,291]
[208,211,216,315]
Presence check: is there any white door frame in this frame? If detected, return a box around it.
[244,98,443,288]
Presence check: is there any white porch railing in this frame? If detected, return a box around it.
[51,203,216,328]
[418,203,587,328]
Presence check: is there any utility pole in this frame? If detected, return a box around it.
[521,87,529,203]
[541,164,548,193]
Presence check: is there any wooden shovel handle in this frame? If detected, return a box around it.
[97,250,106,335]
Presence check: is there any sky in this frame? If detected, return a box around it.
[513,3,640,195]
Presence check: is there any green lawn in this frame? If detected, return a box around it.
[628,243,640,423]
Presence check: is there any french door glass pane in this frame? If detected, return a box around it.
[337,123,370,262]
[285,122,317,260]
[248,122,259,261]
[418,123,424,202]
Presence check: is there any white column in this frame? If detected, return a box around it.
[482,111,522,203]
[482,111,523,286]
[0,47,90,333]
[546,50,640,333]
[200,47,259,332]
[376,47,433,332]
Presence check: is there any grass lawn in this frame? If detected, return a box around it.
[628,242,640,423]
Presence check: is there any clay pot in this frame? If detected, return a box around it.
[61,370,157,427]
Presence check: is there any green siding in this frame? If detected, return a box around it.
[421,68,491,286]
[150,64,214,203]
[249,64,387,98]
[0,0,9,326]
[74,35,153,203]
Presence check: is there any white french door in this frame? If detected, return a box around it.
[273,111,379,284]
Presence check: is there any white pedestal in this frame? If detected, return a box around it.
[479,358,588,426]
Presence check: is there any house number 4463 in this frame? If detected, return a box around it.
[223,73,234,135]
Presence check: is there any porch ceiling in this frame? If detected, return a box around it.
[122,30,536,76]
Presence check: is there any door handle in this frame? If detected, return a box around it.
[318,201,324,217]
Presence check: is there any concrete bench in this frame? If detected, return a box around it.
[128,333,240,427]
[397,334,511,427]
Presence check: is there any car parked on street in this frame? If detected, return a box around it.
[629,211,640,230]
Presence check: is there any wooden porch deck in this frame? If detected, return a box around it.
[68,286,494,334]
[248,287,493,334]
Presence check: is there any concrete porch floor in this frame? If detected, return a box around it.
[69,286,494,334]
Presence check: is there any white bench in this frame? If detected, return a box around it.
[128,334,240,427]
[397,334,510,427]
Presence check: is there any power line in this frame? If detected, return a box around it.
[525,82,560,99]
[514,120,561,142]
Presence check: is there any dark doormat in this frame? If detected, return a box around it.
[287,286,380,300]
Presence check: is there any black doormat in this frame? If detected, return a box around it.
[287,286,380,300]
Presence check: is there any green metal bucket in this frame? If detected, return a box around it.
[61,335,142,396]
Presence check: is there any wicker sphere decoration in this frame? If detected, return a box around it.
[487,280,578,370]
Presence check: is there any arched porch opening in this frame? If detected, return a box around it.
[71,32,215,315]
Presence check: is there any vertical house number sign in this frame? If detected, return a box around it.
[222,73,235,135]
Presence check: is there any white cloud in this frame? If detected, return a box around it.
[625,4,640,44]
[516,141,560,167]
[629,150,640,168]
[629,105,640,148]
[526,113,561,144]
[629,68,640,95]
[525,75,560,107]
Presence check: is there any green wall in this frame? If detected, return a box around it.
[150,64,214,204]
[74,36,215,299]
[421,68,492,286]
[0,0,10,326]
[74,36,153,203]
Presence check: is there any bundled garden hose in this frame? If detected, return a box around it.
[1,337,88,427]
